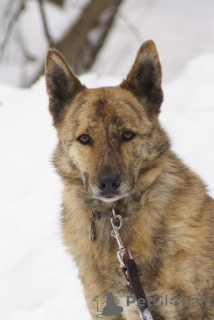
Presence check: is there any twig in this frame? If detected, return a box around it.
[1,0,14,30]
[37,0,55,48]
[116,10,143,44]
[0,0,26,63]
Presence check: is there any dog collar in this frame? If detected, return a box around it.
[89,211,100,242]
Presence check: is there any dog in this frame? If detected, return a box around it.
[45,40,214,319]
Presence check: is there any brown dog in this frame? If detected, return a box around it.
[45,41,214,319]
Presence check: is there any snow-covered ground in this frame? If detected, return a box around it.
[0,54,214,320]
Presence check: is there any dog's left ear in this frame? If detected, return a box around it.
[120,40,163,115]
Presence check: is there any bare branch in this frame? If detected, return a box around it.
[29,0,123,86]
[57,0,123,74]
[37,0,55,48]
[0,0,26,63]
[116,10,143,44]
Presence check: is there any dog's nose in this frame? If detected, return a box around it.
[97,173,121,193]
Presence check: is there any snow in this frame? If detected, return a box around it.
[0,79,90,319]
[160,53,214,195]
[0,54,214,319]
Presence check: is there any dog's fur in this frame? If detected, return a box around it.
[45,41,214,319]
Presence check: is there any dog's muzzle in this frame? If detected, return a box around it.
[89,173,130,202]
[97,173,121,196]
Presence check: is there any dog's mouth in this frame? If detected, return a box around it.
[93,195,127,202]
[93,193,127,203]
[84,173,131,202]
[90,185,131,203]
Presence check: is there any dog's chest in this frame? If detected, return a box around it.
[88,218,159,288]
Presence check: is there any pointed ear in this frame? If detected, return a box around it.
[45,49,85,125]
[120,40,163,115]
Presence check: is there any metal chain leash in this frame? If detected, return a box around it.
[110,209,154,320]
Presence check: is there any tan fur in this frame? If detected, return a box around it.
[45,41,214,319]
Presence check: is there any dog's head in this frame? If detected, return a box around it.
[45,41,169,203]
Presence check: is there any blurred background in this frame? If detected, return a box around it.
[1,0,214,87]
[1,2,214,319]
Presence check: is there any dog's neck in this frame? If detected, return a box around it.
[85,195,131,218]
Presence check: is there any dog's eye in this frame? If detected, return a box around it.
[77,134,91,145]
[122,131,135,141]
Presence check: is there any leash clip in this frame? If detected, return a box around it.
[111,209,132,268]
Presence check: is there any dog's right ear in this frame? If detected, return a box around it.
[45,50,85,125]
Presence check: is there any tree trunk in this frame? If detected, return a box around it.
[28,0,123,86]
[57,0,123,74]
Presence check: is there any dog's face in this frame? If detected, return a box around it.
[45,41,169,202]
